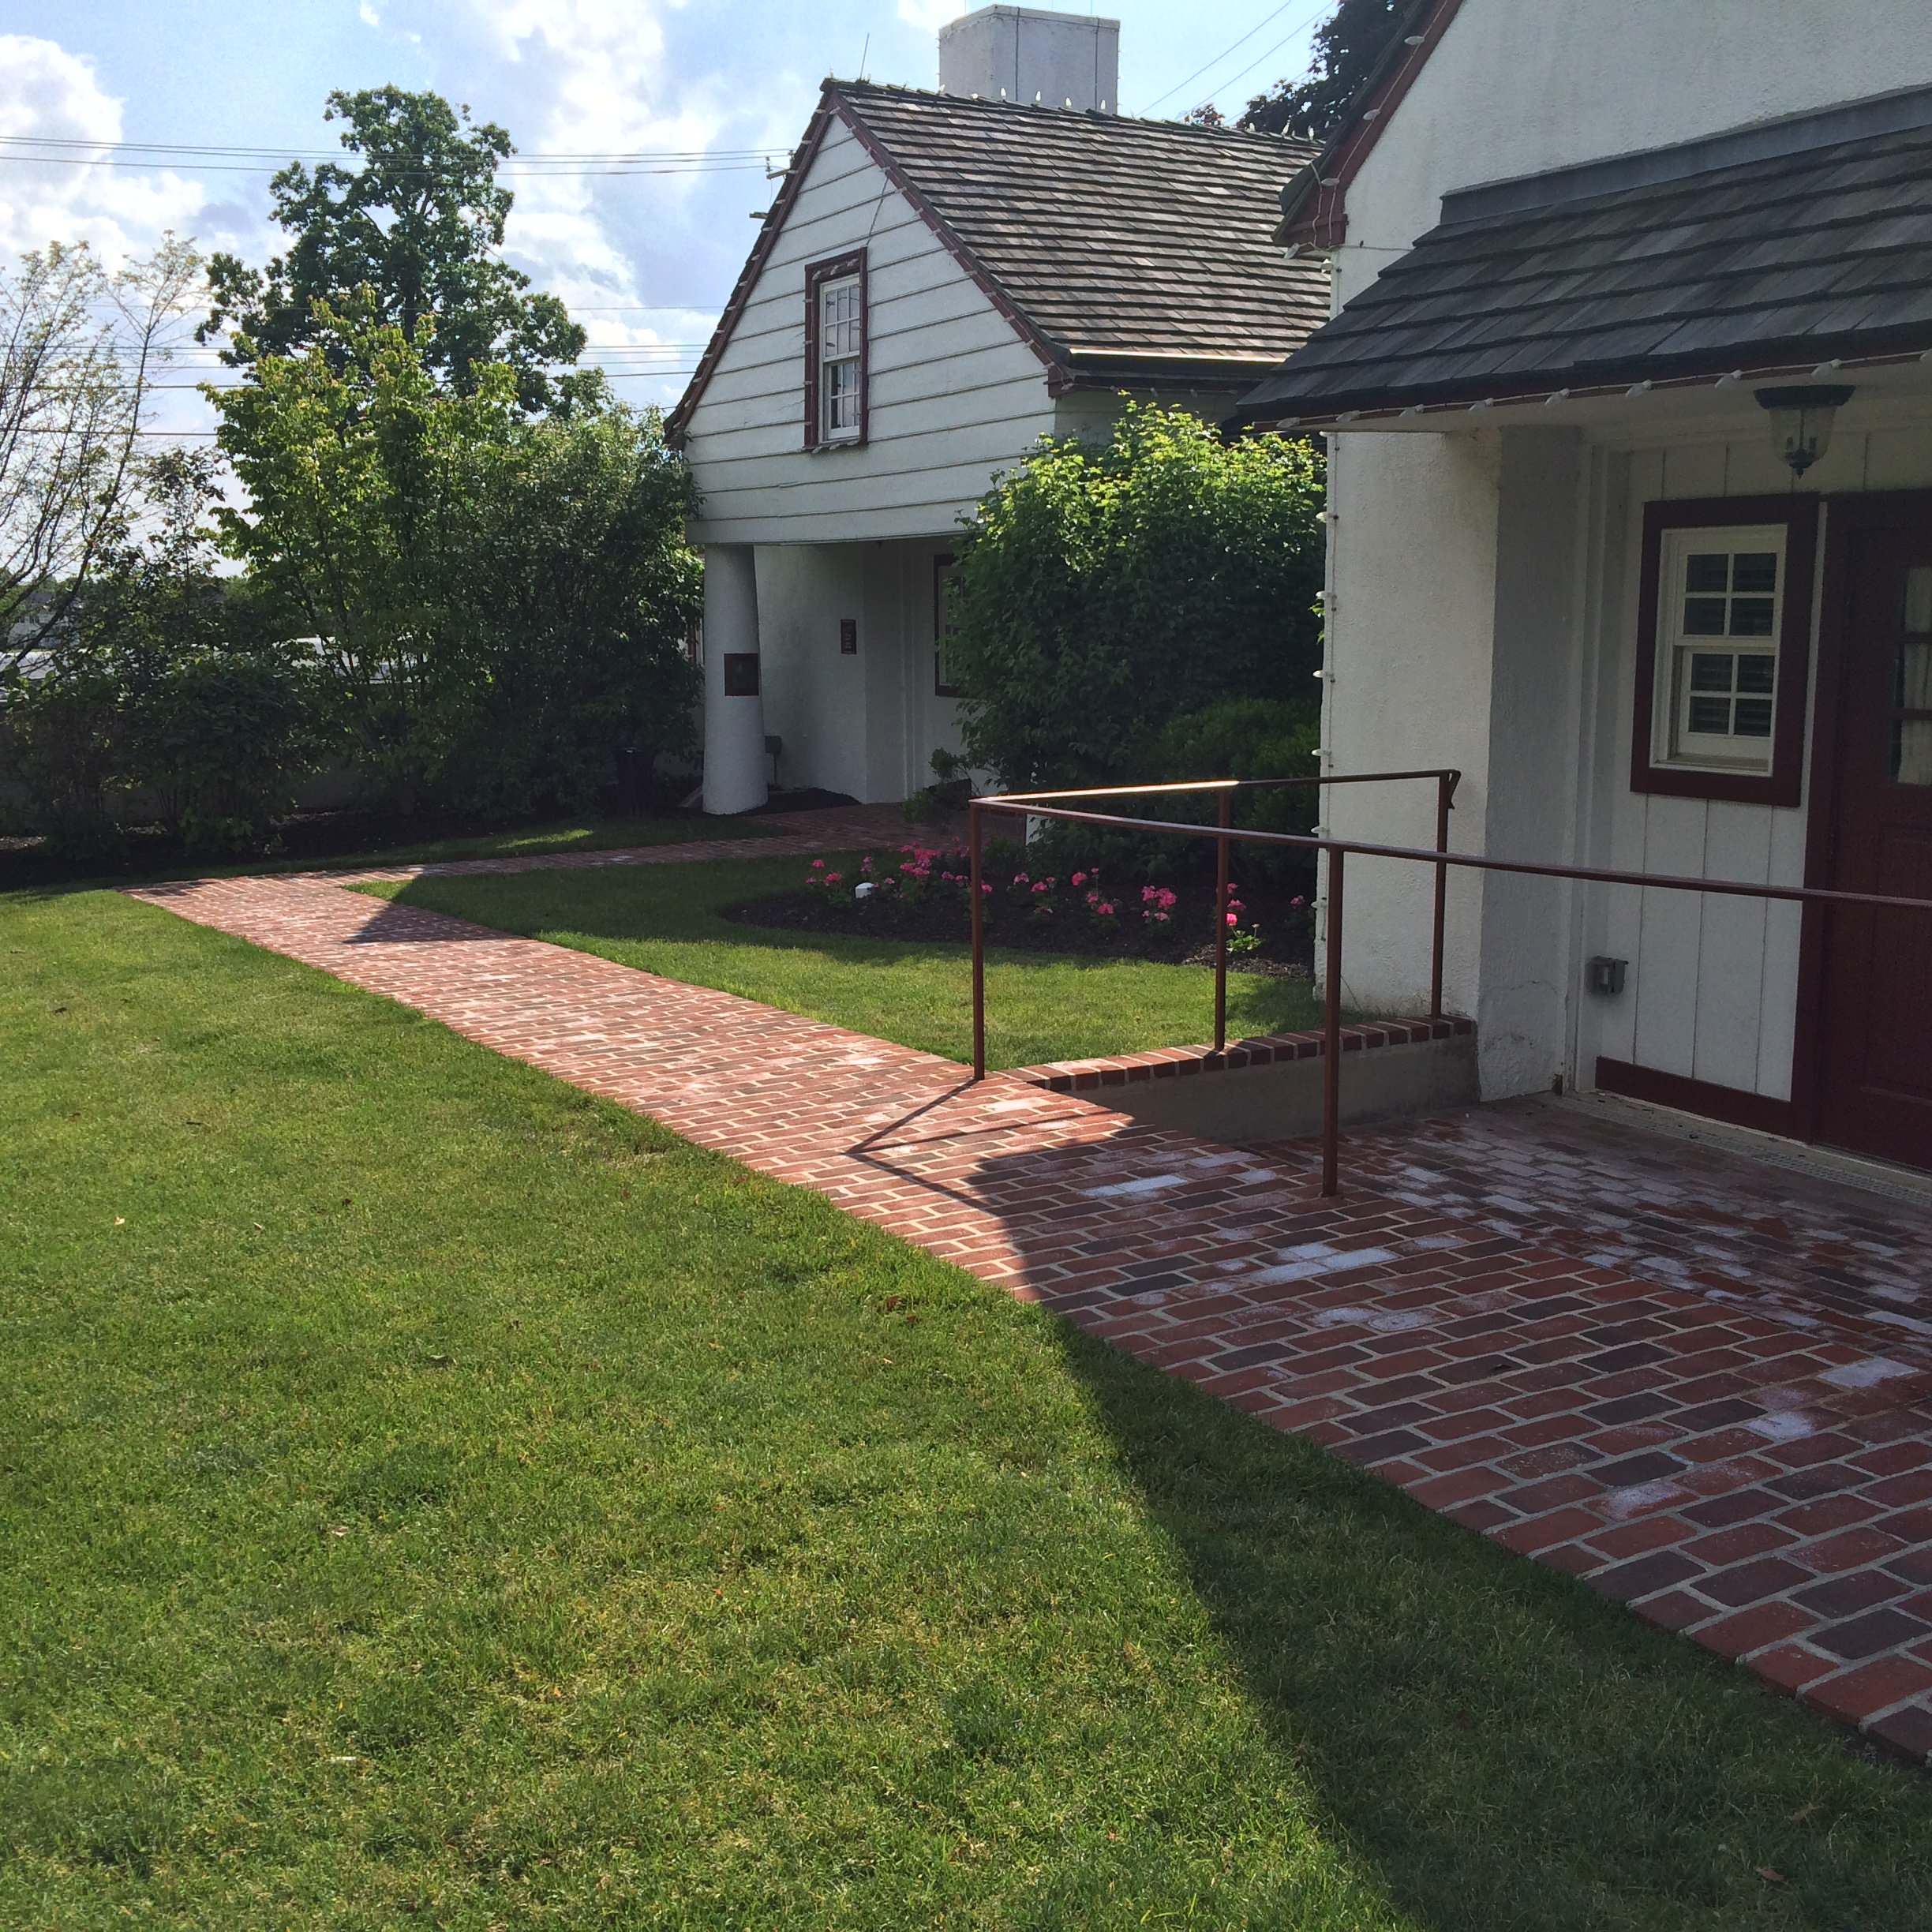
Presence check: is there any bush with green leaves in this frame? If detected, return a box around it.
[944,402,1325,793]
[2,451,328,859]
[212,301,700,819]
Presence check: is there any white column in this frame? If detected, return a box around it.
[700,544,769,815]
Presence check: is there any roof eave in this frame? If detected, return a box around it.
[1275,0,1466,251]
[1229,335,1932,434]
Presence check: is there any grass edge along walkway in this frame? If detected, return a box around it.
[350,853,1326,1071]
[6,884,1930,1928]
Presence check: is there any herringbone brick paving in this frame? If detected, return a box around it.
[126,864,1932,1765]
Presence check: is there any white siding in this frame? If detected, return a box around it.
[1573,413,1932,1103]
[684,118,1054,545]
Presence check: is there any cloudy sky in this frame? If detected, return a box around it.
[0,0,1324,436]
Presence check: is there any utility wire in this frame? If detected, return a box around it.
[1139,0,1309,114]
[0,132,784,162]
[0,151,767,178]
[1181,12,1328,118]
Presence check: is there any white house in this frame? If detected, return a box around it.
[668,6,1327,813]
[1230,0,1932,1174]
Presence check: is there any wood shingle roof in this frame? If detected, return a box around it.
[832,81,1327,388]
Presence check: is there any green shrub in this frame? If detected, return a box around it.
[1023,695,1323,886]
[944,402,1324,792]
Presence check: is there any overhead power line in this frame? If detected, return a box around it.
[1140,0,1308,114]
[1186,13,1330,116]
[0,150,768,179]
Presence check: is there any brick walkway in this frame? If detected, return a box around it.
[127,870,1932,1765]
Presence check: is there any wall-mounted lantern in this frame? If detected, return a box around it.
[1755,384,1854,478]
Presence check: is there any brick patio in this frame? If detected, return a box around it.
[127,867,1932,1765]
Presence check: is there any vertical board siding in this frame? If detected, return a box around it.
[685,119,1053,545]
[1582,415,1932,1104]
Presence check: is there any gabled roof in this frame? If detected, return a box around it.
[668,80,1324,440]
[1233,89,1932,429]
[1275,0,1466,251]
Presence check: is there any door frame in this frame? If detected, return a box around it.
[1791,487,1932,1144]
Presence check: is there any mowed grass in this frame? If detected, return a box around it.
[7,889,1932,1930]
[358,853,1324,1068]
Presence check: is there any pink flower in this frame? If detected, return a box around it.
[1012,872,1029,886]
[1290,895,1307,909]
[811,859,825,870]
[1032,881,1049,895]
[980,882,994,894]
[1099,902,1116,918]
[1070,871,1088,888]
[1226,911,1238,927]
[825,872,843,886]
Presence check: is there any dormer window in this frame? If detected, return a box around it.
[804,250,867,450]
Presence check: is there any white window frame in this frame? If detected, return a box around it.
[1650,524,1787,777]
[817,272,863,445]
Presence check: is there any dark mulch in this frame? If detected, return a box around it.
[724,880,1317,975]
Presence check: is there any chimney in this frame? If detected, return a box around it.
[938,6,1120,113]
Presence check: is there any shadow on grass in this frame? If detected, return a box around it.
[1054,1324,1932,1927]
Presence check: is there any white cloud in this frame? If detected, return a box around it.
[0,36,206,263]
[358,2,382,25]
[897,0,965,32]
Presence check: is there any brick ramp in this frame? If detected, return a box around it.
[126,872,1932,1765]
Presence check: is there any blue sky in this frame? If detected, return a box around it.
[0,1,1323,432]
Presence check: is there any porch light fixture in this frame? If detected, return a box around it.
[1756,384,1854,478]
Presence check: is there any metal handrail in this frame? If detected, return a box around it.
[965,773,1932,1198]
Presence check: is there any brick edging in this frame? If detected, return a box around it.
[1002,1017,1474,1092]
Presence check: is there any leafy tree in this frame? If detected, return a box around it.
[4,447,326,858]
[1,238,204,674]
[943,403,1324,794]
[1196,0,1409,138]
[201,87,594,414]
[210,301,697,818]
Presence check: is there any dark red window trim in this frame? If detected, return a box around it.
[803,248,868,452]
[934,552,959,698]
[1629,493,1818,810]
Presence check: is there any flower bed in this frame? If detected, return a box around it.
[724,844,1316,974]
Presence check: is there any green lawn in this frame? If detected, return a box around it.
[299,811,774,872]
[358,853,1324,1068]
[0,811,771,896]
[6,888,1932,1929]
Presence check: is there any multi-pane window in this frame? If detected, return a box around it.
[1654,527,1785,774]
[818,273,863,444]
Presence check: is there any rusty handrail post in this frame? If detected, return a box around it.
[1215,788,1231,1054]
[969,799,987,1081]
[1430,771,1452,1020]
[1322,845,1345,1198]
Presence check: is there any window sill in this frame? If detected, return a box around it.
[1630,763,1799,808]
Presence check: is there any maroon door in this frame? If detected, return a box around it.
[1814,496,1932,1168]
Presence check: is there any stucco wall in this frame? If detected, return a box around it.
[752,538,963,803]
[1322,430,1500,1025]
[1574,405,1932,1103]
[683,117,1055,546]
[1338,0,1932,305]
